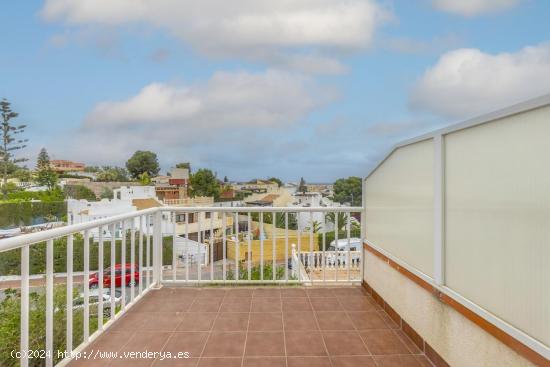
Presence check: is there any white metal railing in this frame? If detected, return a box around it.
[0,206,363,366]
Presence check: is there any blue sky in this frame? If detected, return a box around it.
[1,0,549,182]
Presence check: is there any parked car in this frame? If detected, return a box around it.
[73,289,122,317]
[326,238,362,264]
[89,264,139,288]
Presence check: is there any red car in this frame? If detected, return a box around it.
[89,264,139,288]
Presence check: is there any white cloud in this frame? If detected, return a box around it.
[66,70,335,165]
[410,44,550,118]
[432,0,521,16]
[379,34,463,55]
[41,0,387,73]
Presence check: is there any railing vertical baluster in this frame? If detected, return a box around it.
[154,211,162,286]
[83,229,90,342]
[260,212,264,281]
[98,227,104,330]
[185,214,189,282]
[67,234,74,353]
[130,221,135,302]
[272,211,276,281]
[222,212,226,282]
[235,212,239,281]
[20,244,29,367]
[297,214,301,283]
[210,212,214,281]
[347,212,351,282]
[46,239,53,367]
[334,213,338,282]
[309,212,313,274]
[121,221,126,310]
[285,212,288,282]
[360,207,365,283]
[247,213,252,281]
[172,213,177,282]
[322,212,326,284]
[146,215,150,289]
[138,217,143,296]
[110,223,116,321]
[201,212,203,283]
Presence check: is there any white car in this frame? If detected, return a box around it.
[329,237,361,251]
[73,289,122,317]
[326,238,362,264]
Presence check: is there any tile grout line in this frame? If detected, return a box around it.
[309,289,335,367]
[150,288,191,367]
[281,290,288,367]
[240,288,254,367]
[197,288,224,363]
[337,293,375,359]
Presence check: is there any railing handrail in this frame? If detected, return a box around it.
[0,206,363,253]
[0,207,157,252]
[161,206,362,213]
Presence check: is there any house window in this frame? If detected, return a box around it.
[188,213,196,223]
[175,214,186,223]
[205,212,211,219]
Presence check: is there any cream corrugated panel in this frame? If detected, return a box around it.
[365,139,435,277]
[445,105,550,346]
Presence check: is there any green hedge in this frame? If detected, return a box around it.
[0,201,66,228]
[0,234,174,276]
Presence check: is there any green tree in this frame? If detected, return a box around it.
[139,171,151,185]
[305,220,322,233]
[325,212,349,231]
[175,162,191,171]
[96,166,129,182]
[332,176,362,205]
[189,169,221,199]
[83,166,100,173]
[125,151,160,179]
[1,99,28,199]
[100,187,113,199]
[12,167,31,182]
[251,212,298,230]
[2,182,20,195]
[63,185,97,201]
[268,177,283,187]
[297,177,307,193]
[1,161,18,176]
[0,286,91,367]
[35,148,58,190]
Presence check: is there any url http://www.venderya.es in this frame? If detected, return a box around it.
[11,350,191,361]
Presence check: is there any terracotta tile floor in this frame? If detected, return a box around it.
[68,287,434,367]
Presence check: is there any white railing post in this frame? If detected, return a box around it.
[83,229,90,342]
[66,234,74,353]
[434,134,445,286]
[98,226,104,330]
[291,244,297,279]
[20,245,29,367]
[45,239,54,367]
[153,210,162,287]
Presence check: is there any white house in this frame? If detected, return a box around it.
[290,192,325,232]
[67,186,229,246]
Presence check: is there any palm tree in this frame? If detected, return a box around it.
[325,212,349,231]
[304,220,322,233]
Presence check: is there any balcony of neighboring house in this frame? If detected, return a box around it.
[0,94,549,367]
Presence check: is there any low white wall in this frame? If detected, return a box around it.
[364,250,537,367]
